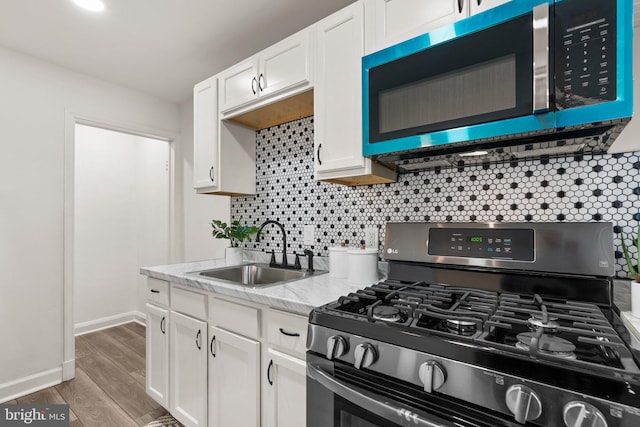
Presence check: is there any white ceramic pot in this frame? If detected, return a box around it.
[632,280,640,318]
[347,248,379,285]
[329,246,349,278]
[225,247,243,265]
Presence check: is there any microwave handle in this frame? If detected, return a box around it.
[532,3,550,114]
[307,362,454,427]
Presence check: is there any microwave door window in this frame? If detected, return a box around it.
[368,12,534,144]
[378,55,517,134]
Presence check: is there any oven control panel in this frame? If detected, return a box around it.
[428,228,534,261]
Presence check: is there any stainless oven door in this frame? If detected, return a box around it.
[306,353,518,427]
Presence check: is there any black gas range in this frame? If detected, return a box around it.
[306,222,640,427]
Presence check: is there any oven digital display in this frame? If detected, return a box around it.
[428,228,534,261]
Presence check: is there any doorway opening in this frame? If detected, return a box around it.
[64,115,175,381]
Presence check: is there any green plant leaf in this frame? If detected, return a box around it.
[621,226,639,276]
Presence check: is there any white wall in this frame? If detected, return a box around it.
[74,125,170,329]
[0,45,180,401]
[179,100,231,262]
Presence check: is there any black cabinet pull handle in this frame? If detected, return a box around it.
[209,166,215,181]
[317,144,322,165]
[267,360,274,385]
[150,289,160,294]
[458,0,464,14]
[477,0,482,5]
[258,73,265,91]
[279,328,300,337]
[251,77,257,94]
[196,329,202,350]
[160,316,165,334]
[210,336,216,357]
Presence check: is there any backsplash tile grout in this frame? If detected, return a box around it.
[231,116,640,278]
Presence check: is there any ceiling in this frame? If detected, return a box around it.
[0,0,354,103]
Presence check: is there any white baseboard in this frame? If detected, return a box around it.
[75,310,146,336]
[0,367,62,404]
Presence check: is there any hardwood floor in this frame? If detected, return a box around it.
[14,322,169,427]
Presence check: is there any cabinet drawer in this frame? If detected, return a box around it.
[210,297,260,339]
[171,285,207,320]
[147,278,169,306]
[266,309,308,357]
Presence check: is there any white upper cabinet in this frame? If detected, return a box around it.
[193,76,219,193]
[365,0,470,55]
[470,0,511,16]
[314,1,397,186]
[193,74,256,196]
[219,28,312,114]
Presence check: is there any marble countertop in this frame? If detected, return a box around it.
[140,253,372,316]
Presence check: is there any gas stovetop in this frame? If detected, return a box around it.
[307,222,640,426]
[321,279,640,377]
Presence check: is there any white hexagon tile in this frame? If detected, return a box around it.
[231,116,640,278]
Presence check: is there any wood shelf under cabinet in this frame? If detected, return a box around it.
[227,90,314,131]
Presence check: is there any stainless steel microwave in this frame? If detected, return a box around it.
[363,0,633,171]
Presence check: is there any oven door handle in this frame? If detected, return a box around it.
[307,363,453,427]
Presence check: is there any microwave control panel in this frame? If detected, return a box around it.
[555,0,617,110]
[428,228,534,261]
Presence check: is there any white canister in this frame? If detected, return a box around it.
[347,248,379,285]
[632,281,640,318]
[329,246,349,278]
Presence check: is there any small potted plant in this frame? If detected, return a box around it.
[621,224,640,281]
[621,224,640,317]
[211,219,259,264]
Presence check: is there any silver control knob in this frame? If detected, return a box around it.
[505,384,542,424]
[353,343,377,369]
[563,401,607,427]
[326,335,348,360]
[418,361,446,393]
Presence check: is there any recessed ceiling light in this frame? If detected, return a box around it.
[72,0,105,12]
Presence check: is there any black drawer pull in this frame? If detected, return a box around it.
[267,360,274,386]
[150,289,160,294]
[279,328,300,337]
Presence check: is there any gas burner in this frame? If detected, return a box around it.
[528,314,560,331]
[516,332,577,360]
[371,305,403,323]
[444,319,477,336]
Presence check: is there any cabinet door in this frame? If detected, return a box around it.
[193,76,219,192]
[365,0,468,54]
[264,348,306,427]
[314,2,365,173]
[208,326,260,427]
[146,303,169,407]
[219,58,259,112]
[470,0,511,15]
[170,311,207,427]
[258,29,311,99]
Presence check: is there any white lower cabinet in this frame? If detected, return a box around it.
[208,326,260,427]
[170,311,208,427]
[146,287,309,427]
[264,348,307,427]
[146,303,169,407]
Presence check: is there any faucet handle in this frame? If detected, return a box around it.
[294,253,301,269]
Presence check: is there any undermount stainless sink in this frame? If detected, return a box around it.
[191,263,326,287]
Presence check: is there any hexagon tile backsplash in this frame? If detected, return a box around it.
[231,116,640,278]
